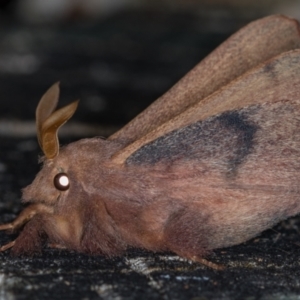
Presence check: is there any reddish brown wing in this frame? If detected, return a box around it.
[109,15,300,146]
[119,57,300,253]
[112,48,300,164]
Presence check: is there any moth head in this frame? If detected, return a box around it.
[22,83,79,205]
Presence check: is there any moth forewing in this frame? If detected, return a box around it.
[110,15,300,145]
[112,49,300,164]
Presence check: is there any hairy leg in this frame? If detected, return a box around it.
[9,215,46,256]
[163,209,224,270]
[0,204,53,232]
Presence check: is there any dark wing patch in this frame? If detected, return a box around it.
[126,106,259,175]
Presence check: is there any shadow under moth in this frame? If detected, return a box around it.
[1,15,300,270]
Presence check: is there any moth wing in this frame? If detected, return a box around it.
[109,15,300,145]
[112,48,300,164]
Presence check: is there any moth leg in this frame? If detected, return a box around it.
[163,211,224,270]
[0,203,53,233]
[0,240,15,252]
[9,215,45,256]
[47,243,67,249]
[190,255,225,270]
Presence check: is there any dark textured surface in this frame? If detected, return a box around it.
[0,9,300,300]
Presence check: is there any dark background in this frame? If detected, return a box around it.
[1,1,300,299]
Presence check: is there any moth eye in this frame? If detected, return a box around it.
[54,173,70,191]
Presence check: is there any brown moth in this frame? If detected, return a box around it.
[1,15,300,270]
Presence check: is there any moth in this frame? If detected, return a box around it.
[1,15,300,270]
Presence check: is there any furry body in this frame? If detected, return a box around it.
[17,100,300,261]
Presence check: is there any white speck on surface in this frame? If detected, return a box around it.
[0,273,18,300]
[158,255,191,263]
[175,275,209,282]
[125,257,153,275]
[91,284,122,300]
[124,257,164,290]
